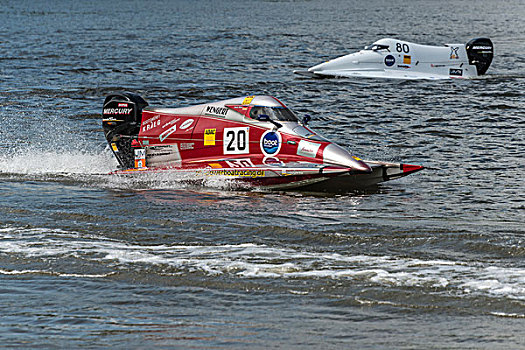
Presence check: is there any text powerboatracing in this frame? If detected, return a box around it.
[294,37,493,80]
[102,93,424,192]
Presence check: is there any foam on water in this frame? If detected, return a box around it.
[1,225,524,301]
[0,147,116,175]
[0,269,113,278]
[0,147,243,191]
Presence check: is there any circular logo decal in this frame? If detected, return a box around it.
[384,55,395,67]
[263,156,284,167]
[260,131,281,156]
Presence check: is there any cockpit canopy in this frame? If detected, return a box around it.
[249,106,298,122]
[363,44,390,51]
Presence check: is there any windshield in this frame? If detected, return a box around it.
[363,44,390,51]
[249,106,298,122]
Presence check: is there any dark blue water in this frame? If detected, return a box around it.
[1,0,524,348]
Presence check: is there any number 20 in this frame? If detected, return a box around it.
[224,127,249,154]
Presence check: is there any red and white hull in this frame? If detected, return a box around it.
[111,160,423,192]
[102,93,424,193]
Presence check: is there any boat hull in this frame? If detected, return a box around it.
[295,37,493,80]
[103,93,424,193]
[111,161,424,193]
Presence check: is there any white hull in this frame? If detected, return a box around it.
[295,38,493,80]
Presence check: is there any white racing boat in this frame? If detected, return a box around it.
[294,37,493,80]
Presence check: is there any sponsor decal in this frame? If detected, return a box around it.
[206,169,265,178]
[231,106,248,112]
[147,145,174,157]
[472,46,492,50]
[205,105,228,116]
[208,163,222,169]
[450,47,459,59]
[204,128,216,146]
[134,148,146,168]
[225,158,255,168]
[297,140,321,158]
[111,143,118,152]
[431,64,446,68]
[242,96,255,105]
[179,119,194,130]
[118,103,128,107]
[384,55,395,67]
[103,108,133,115]
[135,148,146,158]
[142,114,160,125]
[403,55,411,64]
[260,130,282,156]
[397,64,410,69]
[146,144,181,167]
[229,105,250,117]
[159,124,177,142]
[449,68,463,76]
[263,157,284,166]
[161,117,180,130]
[142,115,161,133]
[472,45,493,51]
[180,142,194,150]
[223,127,249,155]
[142,120,160,132]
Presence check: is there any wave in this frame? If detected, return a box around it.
[1,225,524,301]
[0,268,113,278]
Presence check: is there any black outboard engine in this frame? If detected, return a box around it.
[102,92,148,168]
[466,38,494,75]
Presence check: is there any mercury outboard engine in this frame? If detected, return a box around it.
[102,92,148,168]
[466,38,493,75]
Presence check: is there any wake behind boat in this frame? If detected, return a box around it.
[102,93,423,192]
[294,37,493,80]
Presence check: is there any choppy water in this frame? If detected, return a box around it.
[1,0,524,348]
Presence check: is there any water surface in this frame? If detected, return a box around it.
[1,0,524,348]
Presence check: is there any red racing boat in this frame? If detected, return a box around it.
[102,93,423,192]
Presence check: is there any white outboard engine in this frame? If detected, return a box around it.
[102,92,148,168]
[466,38,494,75]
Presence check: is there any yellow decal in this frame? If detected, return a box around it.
[208,163,222,169]
[118,167,149,173]
[403,55,411,64]
[206,169,265,178]
[204,128,216,146]
[352,156,362,161]
[111,143,118,152]
[242,95,255,105]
